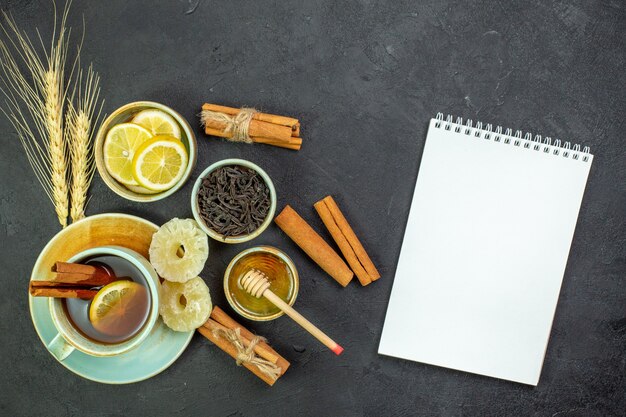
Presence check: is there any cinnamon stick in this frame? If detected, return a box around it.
[314,196,380,285]
[252,135,302,150]
[29,282,98,299]
[291,122,300,138]
[203,117,293,142]
[53,261,100,274]
[51,262,115,286]
[274,205,354,287]
[315,201,371,286]
[30,280,91,288]
[203,127,301,151]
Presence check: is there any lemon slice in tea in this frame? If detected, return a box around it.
[89,280,149,337]
[131,109,182,139]
[132,136,188,191]
[103,123,153,185]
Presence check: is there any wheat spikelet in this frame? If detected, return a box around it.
[68,65,102,222]
[0,2,72,227]
[44,67,69,227]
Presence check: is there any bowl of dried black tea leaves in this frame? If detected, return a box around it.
[191,159,277,243]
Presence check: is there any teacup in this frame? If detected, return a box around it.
[47,246,160,360]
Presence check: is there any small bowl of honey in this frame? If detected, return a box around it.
[224,246,298,321]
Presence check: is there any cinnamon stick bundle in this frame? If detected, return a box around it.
[198,306,290,386]
[274,205,354,287]
[203,319,280,364]
[314,196,380,286]
[201,103,302,150]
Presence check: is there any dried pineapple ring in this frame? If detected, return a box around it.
[160,277,212,332]
[149,218,208,282]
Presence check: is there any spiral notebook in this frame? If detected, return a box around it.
[379,114,593,385]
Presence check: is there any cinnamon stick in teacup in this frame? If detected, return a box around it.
[28,282,98,299]
[314,196,380,286]
[274,205,354,287]
[29,262,115,299]
[52,262,115,286]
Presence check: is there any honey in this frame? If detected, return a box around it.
[225,247,298,320]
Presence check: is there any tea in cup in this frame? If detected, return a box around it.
[47,246,160,360]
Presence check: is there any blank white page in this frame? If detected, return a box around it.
[379,116,593,385]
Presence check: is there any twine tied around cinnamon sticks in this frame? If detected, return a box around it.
[198,306,290,386]
[201,103,302,150]
[201,107,257,144]
[212,326,282,381]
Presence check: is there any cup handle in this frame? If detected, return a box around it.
[47,333,75,361]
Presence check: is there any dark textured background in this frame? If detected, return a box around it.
[0,0,624,416]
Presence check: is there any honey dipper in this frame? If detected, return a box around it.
[241,269,344,355]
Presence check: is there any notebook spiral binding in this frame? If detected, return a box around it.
[434,113,591,162]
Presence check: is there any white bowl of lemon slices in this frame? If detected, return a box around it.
[95,101,197,202]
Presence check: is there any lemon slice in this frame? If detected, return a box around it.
[125,184,159,195]
[132,136,188,191]
[89,281,148,336]
[131,109,182,139]
[103,123,153,185]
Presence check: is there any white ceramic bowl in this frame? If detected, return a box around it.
[191,159,277,244]
[94,101,197,202]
